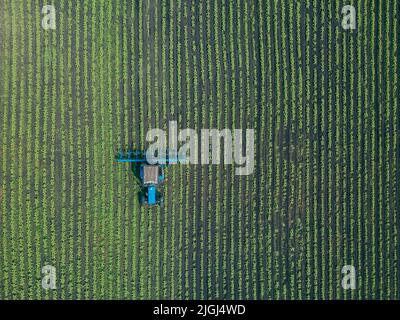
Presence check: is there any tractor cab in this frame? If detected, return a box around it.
[140,164,164,186]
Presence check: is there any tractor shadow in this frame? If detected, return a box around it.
[115,148,145,204]
[130,162,142,184]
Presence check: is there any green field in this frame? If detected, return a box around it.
[0,0,399,299]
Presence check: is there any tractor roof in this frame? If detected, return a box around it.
[143,165,159,185]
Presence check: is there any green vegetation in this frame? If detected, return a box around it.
[0,0,399,299]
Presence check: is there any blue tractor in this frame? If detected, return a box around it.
[139,164,165,206]
[115,150,182,206]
